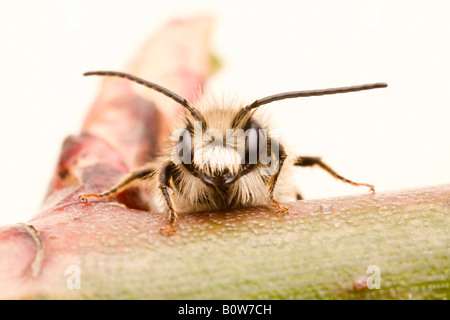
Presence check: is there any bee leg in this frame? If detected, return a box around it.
[78,167,155,203]
[158,161,178,235]
[294,156,375,193]
[271,199,288,215]
[268,141,289,214]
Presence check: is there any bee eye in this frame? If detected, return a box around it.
[177,127,193,164]
[243,120,265,172]
[246,126,258,165]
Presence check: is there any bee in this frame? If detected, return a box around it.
[78,71,387,230]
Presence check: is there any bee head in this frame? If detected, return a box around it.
[174,113,269,188]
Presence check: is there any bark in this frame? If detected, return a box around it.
[0,17,448,300]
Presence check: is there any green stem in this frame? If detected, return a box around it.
[22,184,449,299]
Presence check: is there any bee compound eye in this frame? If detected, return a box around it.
[246,128,259,165]
[177,127,193,164]
[241,119,267,174]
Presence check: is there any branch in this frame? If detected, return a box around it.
[1,184,448,299]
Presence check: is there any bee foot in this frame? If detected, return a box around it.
[159,225,177,237]
[78,194,90,203]
[78,193,102,203]
[271,200,289,215]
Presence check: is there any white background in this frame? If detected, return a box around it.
[0,0,449,226]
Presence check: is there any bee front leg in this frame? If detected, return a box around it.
[158,161,178,235]
[267,141,288,214]
[78,167,155,203]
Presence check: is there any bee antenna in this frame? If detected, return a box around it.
[83,71,205,124]
[232,82,387,126]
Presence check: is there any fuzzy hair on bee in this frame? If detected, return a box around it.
[78,71,387,229]
[162,93,294,214]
